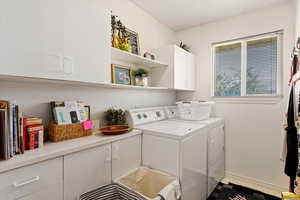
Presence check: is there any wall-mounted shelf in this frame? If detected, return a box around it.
[0,74,172,91]
[111,47,168,68]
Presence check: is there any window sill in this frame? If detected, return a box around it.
[211,96,283,104]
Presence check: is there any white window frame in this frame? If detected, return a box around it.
[211,31,283,103]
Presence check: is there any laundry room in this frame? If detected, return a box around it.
[0,0,299,200]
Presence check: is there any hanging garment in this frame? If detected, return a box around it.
[289,54,299,85]
[285,84,299,192]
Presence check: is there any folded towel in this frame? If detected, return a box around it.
[157,180,181,200]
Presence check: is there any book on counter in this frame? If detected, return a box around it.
[0,100,44,161]
[50,101,90,125]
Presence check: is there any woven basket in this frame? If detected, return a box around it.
[48,122,92,142]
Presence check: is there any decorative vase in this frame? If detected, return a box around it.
[135,76,148,87]
[112,33,120,48]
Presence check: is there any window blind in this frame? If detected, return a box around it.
[215,43,241,96]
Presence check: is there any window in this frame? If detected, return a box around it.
[213,32,282,98]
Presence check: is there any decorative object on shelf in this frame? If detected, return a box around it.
[99,125,130,135]
[125,28,140,55]
[132,68,149,87]
[111,64,132,85]
[111,14,120,48]
[104,108,127,126]
[179,41,191,52]
[143,52,155,60]
[111,14,132,52]
[111,14,140,55]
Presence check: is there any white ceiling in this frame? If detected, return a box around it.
[130,0,291,31]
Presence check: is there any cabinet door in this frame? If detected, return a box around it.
[0,158,63,200]
[0,0,64,79]
[112,135,142,180]
[64,145,111,200]
[207,125,225,196]
[63,0,111,83]
[186,54,196,90]
[174,46,188,90]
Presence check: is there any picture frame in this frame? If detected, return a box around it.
[111,64,132,85]
[125,28,140,55]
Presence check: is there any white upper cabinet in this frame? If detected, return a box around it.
[151,45,196,91]
[0,0,64,79]
[0,0,111,83]
[63,0,111,83]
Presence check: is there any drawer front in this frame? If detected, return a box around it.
[0,158,63,200]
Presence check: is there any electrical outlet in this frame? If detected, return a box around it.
[92,120,100,130]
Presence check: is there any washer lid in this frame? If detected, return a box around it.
[136,120,207,139]
[170,117,224,128]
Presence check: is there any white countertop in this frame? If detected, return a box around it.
[0,129,142,174]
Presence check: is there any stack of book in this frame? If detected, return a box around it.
[0,100,44,161]
[23,118,44,151]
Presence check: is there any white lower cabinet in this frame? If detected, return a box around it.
[0,135,142,200]
[207,125,225,196]
[112,135,142,180]
[0,158,63,200]
[64,144,112,200]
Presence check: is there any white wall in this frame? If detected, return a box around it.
[296,0,300,37]
[0,0,176,124]
[176,2,295,190]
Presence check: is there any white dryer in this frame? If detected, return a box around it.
[129,107,209,200]
[164,106,225,197]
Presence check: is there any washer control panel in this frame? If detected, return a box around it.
[129,107,166,126]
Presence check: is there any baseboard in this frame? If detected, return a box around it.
[224,171,288,197]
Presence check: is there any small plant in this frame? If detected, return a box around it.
[179,41,191,52]
[132,68,149,77]
[104,108,127,125]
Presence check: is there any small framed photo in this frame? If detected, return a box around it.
[126,28,140,55]
[111,64,132,85]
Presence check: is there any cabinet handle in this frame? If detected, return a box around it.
[48,53,64,73]
[105,146,111,162]
[112,144,119,160]
[13,176,40,188]
[63,56,74,75]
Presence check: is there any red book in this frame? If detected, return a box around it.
[23,118,27,151]
[26,124,43,150]
[23,118,43,151]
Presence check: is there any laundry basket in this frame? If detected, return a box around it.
[176,101,214,121]
[79,183,147,200]
[114,167,181,200]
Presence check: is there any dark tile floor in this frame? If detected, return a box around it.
[207,183,281,200]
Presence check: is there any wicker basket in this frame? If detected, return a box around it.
[48,122,92,142]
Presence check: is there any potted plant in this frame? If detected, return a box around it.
[104,108,127,125]
[132,68,149,87]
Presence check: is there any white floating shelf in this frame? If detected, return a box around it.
[0,74,170,91]
[111,47,168,68]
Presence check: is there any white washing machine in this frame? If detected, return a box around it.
[129,107,209,200]
[164,106,225,197]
